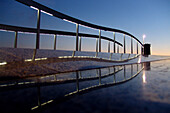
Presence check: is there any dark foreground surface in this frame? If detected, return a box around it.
[0,60,170,113]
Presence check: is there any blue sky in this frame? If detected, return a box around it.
[0,0,170,55]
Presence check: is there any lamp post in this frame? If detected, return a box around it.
[142,34,146,55]
[143,34,146,44]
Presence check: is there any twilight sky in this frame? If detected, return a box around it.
[0,0,170,55]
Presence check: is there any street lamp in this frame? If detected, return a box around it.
[143,34,146,44]
[142,34,146,55]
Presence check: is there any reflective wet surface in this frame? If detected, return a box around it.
[0,60,170,113]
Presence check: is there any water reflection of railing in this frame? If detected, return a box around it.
[0,64,144,111]
[0,66,123,90]
[32,64,143,111]
[68,64,143,95]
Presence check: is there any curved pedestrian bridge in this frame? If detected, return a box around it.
[0,0,170,113]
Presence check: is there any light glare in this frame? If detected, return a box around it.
[30,6,38,10]
[0,62,7,66]
[41,10,53,16]
[63,19,77,24]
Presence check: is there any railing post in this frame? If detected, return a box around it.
[32,49,37,61]
[95,38,98,57]
[37,86,41,107]
[76,71,79,92]
[79,71,82,79]
[54,34,57,50]
[99,29,101,52]
[117,45,119,53]
[72,51,75,57]
[128,54,130,59]
[108,41,110,53]
[131,64,133,77]
[113,32,116,53]
[124,65,126,80]
[14,31,18,48]
[36,9,41,49]
[137,42,138,54]
[141,45,144,55]
[131,37,133,54]
[99,69,101,85]
[96,69,99,77]
[54,75,57,80]
[124,34,126,53]
[109,53,112,60]
[108,67,110,74]
[79,36,81,51]
[120,53,123,61]
[76,24,79,51]
[113,67,116,83]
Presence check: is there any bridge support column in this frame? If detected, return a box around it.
[76,24,79,51]
[14,31,18,48]
[36,9,41,49]
[124,34,126,53]
[113,32,116,53]
[54,34,57,50]
[131,37,133,54]
[99,30,101,52]
[79,36,81,51]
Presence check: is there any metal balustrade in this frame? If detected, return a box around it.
[0,24,122,49]
[0,1,153,112]
[0,0,144,62]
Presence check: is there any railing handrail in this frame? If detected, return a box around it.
[15,0,143,46]
[0,24,123,46]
